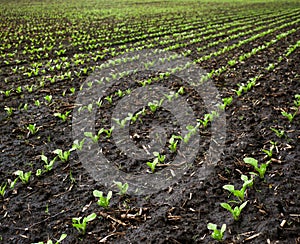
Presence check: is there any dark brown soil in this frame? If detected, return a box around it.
[0,1,299,243]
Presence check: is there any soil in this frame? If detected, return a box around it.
[0,1,299,243]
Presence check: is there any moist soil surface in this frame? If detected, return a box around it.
[0,1,300,244]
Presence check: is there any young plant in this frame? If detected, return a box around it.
[169,135,181,152]
[197,113,212,128]
[4,106,13,117]
[10,178,18,189]
[147,157,159,173]
[104,95,113,104]
[115,89,125,97]
[93,190,112,209]
[126,112,140,123]
[219,97,233,110]
[53,149,71,162]
[27,124,39,135]
[243,157,270,179]
[54,110,71,122]
[112,118,127,128]
[262,143,275,158]
[270,127,284,138]
[14,170,31,184]
[41,155,57,172]
[207,223,226,241]
[148,99,164,112]
[164,91,178,101]
[294,94,300,107]
[84,131,100,143]
[72,139,85,150]
[281,111,295,123]
[35,100,40,107]
[44,95,53,103]
[99,127,114,138]
[228,59,236,66]
[153,152,166,163]
[33,233,67,244]
[114,181,129,195]
[220,201,248,221]
[177,86,185,95]
[0,183,7,197]
[72,213,97,235]
[223,174,253,201]
[234,84,245,96]
[70,87,76,94]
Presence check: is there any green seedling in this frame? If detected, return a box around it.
[223,174,253,201]
[70,87,76,94]
[27,124,39,135]
[2,89,12,97]
[197,114,211,128]
[270,127,284,138]
[281,111,295,123]
[16,86,22,93]
[93,190,112,209]
[69,170,76,184]
[84,103,93,112]
[116,89,125,97]
[104,95,113,104]
[33,233,67,244]
[207,223,226,241]
[41,155,57,172]
[241,174,254,189]
[220,201,248,221]
[99,127,114,138]
[228,59,236,66]
[84,131,100,143]
[164,91,178,101]
[35,100,40,107]
[72,213,97,235]
[138,79,152,87]
[243,157,270,179]
[219,97,233,110]
[126,112,140,123]
[54,111,71,122]
[114,181,129,195]
[169,135,181,152]
[234,84,244,96]
[112,118,127,128]
[96,100,103,108]
[0,183,7,197]
[262,143,274,158]
[153,152,166,163]
[25,85,34,93]
[23,103,28,111]
[148,99,164,112]
[72,139,85,150]
[14,170,31,184]
[266,63,275,71]
[4,106,13,116]
[10,178,18,189]
[183,125,199,143]
[294,94,300,107]
[53,149,71,162]
[44,95,52,103]
[177,86,185,95]
[147,157,159,173]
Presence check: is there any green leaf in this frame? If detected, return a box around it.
[221,224,226,233]
[207,223,217,230]
[85,213,97,222]
[93,190,102,198]
[243,157,258,167]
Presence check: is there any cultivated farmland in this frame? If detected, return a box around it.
[0,0,299,243]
